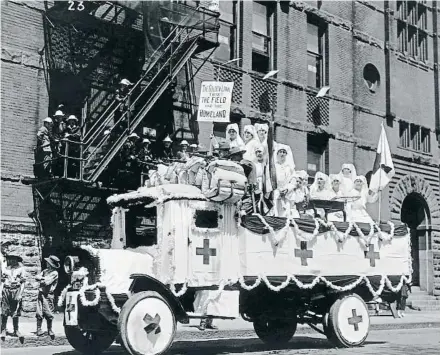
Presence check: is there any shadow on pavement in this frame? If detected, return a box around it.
[53,336,387,355]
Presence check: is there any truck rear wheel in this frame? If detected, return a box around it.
[64,326,116,354]
[118,291,176,355]
[326,293,370,348]
[253,318,297,345]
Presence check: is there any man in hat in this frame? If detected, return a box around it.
[53,110,66,140]
[65,115,80,138]
[116,78,133,102]
[35,255,59,338]
[176,140,190,161]
[226,146,246,163]
[114,78,134,129]
[64,115,81,178]
[36,117,55,178]
[118,133,141,189]
[1,253,26,341]
[137,138,153,164]
[158,136,174,161]
[51,110,68,177]
[137,138,154,185]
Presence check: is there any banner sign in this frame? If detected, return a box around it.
[197,81,234,122]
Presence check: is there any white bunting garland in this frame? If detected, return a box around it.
[57,285,70,307]
[290,218,317,243]
[169,281,188,297]
[57,217,409,315]
[78,283,101,307]
[104,287,122,313]
[253,213,289,247]
[238,273,409,297]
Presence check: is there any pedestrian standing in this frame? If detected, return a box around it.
[35,255,60,338]
[397,282,411,318]
[1,254,26,342]
[64,115,81,178]
[36,117,54,178]
[114,78,133,130]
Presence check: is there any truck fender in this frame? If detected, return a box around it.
[128,274,188,322]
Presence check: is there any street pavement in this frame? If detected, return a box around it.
[1,310,440,349]
[2,328,440,355]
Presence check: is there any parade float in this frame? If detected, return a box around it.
[58,173,411,355]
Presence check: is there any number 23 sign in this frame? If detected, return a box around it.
[68,1,85,11]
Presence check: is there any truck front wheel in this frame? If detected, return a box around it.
[64,326,117,354]
[118,291,177,355]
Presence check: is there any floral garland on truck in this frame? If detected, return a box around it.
[57,272,122,314]
[238,273,411,297]
[58,215,410,314]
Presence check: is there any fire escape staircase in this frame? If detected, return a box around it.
[76,6,219,183]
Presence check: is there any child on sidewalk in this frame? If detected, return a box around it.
[35,255,60,339]
[1,253,26,342]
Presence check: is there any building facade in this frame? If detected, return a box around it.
[1,0,439,314]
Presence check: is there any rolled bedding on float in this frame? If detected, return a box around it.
[205,160,247,203]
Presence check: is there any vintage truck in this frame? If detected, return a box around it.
[58,181,411,355]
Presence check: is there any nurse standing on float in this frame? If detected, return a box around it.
[347,175,378,223]
[273,145,296,217]
[338,163,357,196]
[226,124,245,150]
[254,123,269,161]
[242,125,260,162]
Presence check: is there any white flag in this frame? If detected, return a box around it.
[369,123,395,192]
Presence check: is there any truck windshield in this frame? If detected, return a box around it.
[125,205,157,248]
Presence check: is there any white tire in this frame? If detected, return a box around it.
[326,293,370,348]
[118,291,176,355]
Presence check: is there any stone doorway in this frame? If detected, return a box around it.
[400,192,430,287]
[391,175,439,294]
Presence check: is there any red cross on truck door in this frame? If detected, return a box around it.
[190,235,220,285]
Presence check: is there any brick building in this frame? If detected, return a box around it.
[1,0,439,314]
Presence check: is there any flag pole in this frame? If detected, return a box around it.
[377,125,383,224]
[378,188,382,224]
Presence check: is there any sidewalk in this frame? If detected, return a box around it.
[2,310,440,348]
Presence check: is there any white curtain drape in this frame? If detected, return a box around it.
[111,207,128,249]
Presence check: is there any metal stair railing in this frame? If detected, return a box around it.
[80,28,198,171]
[80,5,201,147]
[83,27,205,182]
[80,7,219,182]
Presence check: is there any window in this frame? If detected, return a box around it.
[214,1,239,62]
[125,206,157,248]
[397,1,428,61]
[411,123,421,151]
[399,121,410,148]
[399,120,431,153]
[194,210,219,229]
[307,15,327,88]
[421,127,431,153]
[252,1,274,73]
[307,133,329,183]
